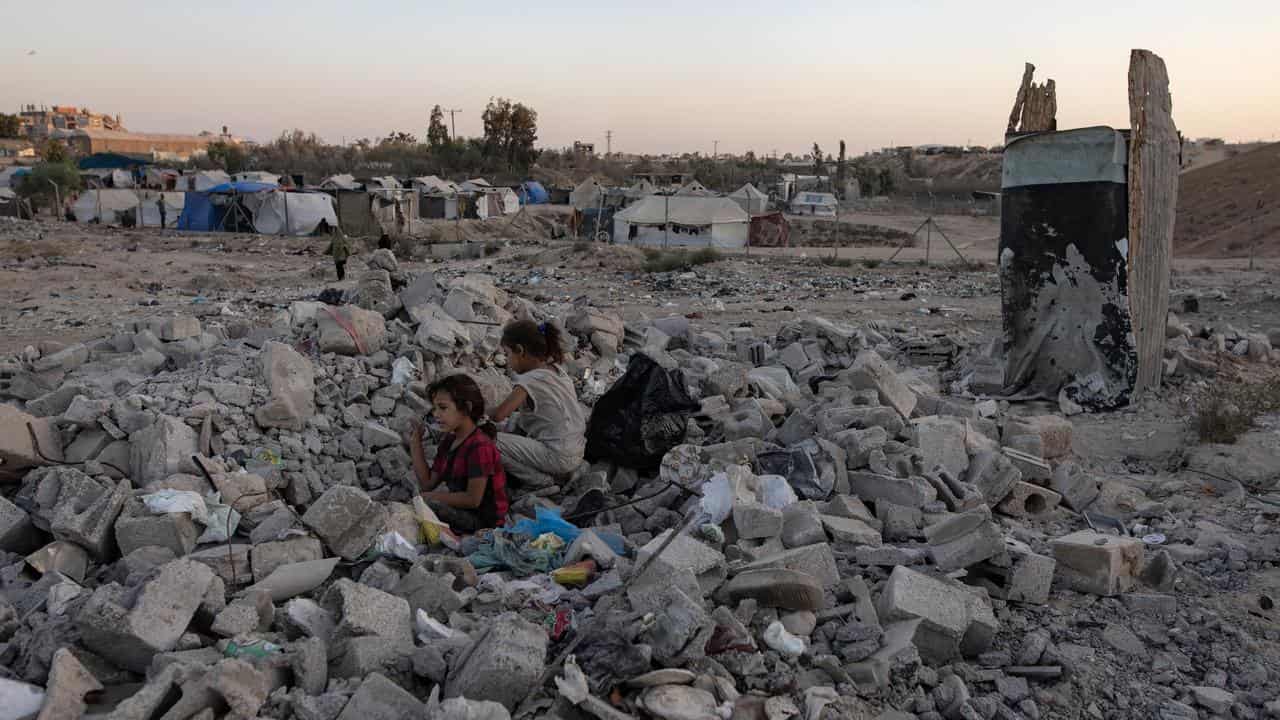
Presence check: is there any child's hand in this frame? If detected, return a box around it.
[406,418,424,446]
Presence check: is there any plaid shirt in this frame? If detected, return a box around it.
[430,429,508,527]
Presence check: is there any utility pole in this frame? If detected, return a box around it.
[445,108,462,140]
[713,140,719,159]
[605,130,612,156]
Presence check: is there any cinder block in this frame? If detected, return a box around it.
[848,472,938,508]
[925,510,1006,571]
[878,566,970,664]
[1051,530,1144,596]
[996,481,1062,518]
[301,485,387,560]
[738,543,840,588]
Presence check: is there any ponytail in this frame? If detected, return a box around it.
[501,319,566,365]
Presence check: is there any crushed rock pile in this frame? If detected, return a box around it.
[0,248,1277,720]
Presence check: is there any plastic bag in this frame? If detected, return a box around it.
[142,490,209,525]
[198,491,240,545]
[758,446,828,501]
[747,366,800,401]
[763,620,806,657]
[413,495,458,547]
[697,472,733,526]
[529,532,565,552]
[375,531,420,562]
[585,353,701,471]
[758,474,798,510]
[508,507,580,545]
[392,356,416,385]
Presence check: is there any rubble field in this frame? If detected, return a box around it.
[1,215,1279,720]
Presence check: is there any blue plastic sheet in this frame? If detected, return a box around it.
[509,507,581,544]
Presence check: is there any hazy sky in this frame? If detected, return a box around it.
[3,1,1277,155]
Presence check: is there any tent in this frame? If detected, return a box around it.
[624,178,656,201]
[73,189,145,225]
[674,180,715,197]
[365,176,401,190]
[729,183,769,214]
[570,177,604,210]
[749,212,789,247]
[789,191,838,217]
[145,167,181,190]
[184,170,230,192]
[177,191,225,231]
[177,181,275,232]
[0,166,32,189]
[232,171,280,185]
[473,188,519,219]
[412,175,457,195]
[251,191,339,236]
[320,174,360,190]
[517,181,549,205]
[613,196,749,249]
[77,153,150,171]
[459,178,492,192]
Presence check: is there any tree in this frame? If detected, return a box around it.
[812,143,823,176]
[17,161,81,212]
[0,113,21,139]
[481,97,539,171]
[837,140,847,197]
[41,139,68,163]
[428,105,448,148]
[207,140,248,173]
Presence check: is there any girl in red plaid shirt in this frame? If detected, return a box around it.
[408,374,509,531]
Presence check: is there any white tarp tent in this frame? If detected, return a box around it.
[250,192,338,236]
[624,178,656,200]
[729,183,769,214]
[137,191,185,228]
[412,175,457,195]
[233,171,280,185]
[674,180,714,197]
[145,167,181,189]
[366,176,401,190]
[73,189,144,225]
[613,196,749,249]
[320,174,360,190]
[570,177,604,210]
[474,188,520,219]
[186,170,230,191]
[789,191,838,217]
[109,169,135,189]
[459,178,492,192]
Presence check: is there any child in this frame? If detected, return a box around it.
[492,320,588,488]
[409,374,509,532]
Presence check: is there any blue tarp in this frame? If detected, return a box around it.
[518,181,549,205]
[206,181,277,194]
[78,153,151,170]
[177,191,226,231]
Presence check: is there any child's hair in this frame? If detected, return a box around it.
[501,319,566,365]
[427,374,497,438]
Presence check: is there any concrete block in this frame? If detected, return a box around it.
[76,559,216,672]
[25,382,90,417]
[115,496,200,557]
[302,485,387,560]
[876,501,921,542]
[913,416,970,478]
[781,500,827,548]
[0,495,38,553]
[965,449,1021,506]
[255,341,316,431]
[64,428,111,464]
[49,475,130,560]
[62,395,110,428]
[444,613,547,710]
[879,566,973,664]
[996,480,1062,518]
[1007,416,1072,459]
[563,528,618,569]
[212,592,273,637]
[396,565,466,620]
[0,403,63,470]
[323,578,412,643]
[925,510,1005,571]
[1052,530,1144,596]
[38,648,103,720]
[336,672,424,720]
[318,305,386,356]
[188,544,254,586]
[251,537,324,583]
[833,426,889,469]
[1002,445,1050,483]
[848,472,938,508]
[639,586,714,665]
[820,514,882,547]
[737,542,840,588]
[636,530,727,595]
[1049,461,1100,511]
[129,415,197,486]
[31,343,89,373]
[733,499,783,539]
[149,314,202,341]
[841,351,917,419]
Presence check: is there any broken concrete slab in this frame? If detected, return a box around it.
[302,485,387,560]
[841,350,917,419]
[925,510,1006,571]
[636,529,727,595]
[848,472,938,508]
[254,341,316,431]
[129,415,197,486]
[0,403,63,469]
[1049,461,1100,511]
[49,475,130,560]
[0,494,38,553]
[115,494,200,557]
[318,305,387,356]
[336,672,424,720]
[323,577,412,643]
[444,613,547,710]
[913,416,970,478]
[251,536,324,583]
[879,565,995,664]
[737,542,840,588]
[820,514,883,547]
[36,648,103,720]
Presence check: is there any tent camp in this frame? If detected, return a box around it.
[73,189,145,225]
[674,180,715,197]
[178,181,276,232]
[474,188,519,219]
[729,183,769,214]
[570,177,605,210]
[320,174,360,190]
[789,191,838,217]
[412,176,457,195]
[459,178,492,192]
[78,153,150,171]
[138,191,185,228]
[184,170,230,192]
[332,188,416,236]
[624,178,656,201]
[517,181,549,205]
[365,176,401,190]
[613,196,749,249]
[233,171,280,185]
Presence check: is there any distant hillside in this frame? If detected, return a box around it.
[1174,142,1280,257]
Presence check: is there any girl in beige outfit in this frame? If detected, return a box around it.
[492,320,587,488]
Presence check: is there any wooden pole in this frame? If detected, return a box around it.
[1127,49,1179,397]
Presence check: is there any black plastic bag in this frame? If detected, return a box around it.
[585,353,700,472]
